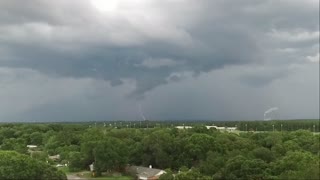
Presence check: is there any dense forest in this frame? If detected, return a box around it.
[0,120,319,179]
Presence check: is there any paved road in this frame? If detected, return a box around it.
[67,174,87,180]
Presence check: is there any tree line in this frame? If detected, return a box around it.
[0,121,319,179]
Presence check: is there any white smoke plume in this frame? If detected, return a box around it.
[264,107,279,120]
[138,104,146,121]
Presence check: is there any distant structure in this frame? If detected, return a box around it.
[127,165,166,180]
[89,163,95,172]
[175,125,237,132]
[48,154,60,161]
[26,145,39,154]
[206,126,237,132]
[26,145,38,149]
[175,126,192,129]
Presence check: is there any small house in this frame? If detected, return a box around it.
[48,154,60,161]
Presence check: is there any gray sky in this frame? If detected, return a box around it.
[0,0,319,122]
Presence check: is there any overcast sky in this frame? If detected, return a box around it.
[0,0,319,122]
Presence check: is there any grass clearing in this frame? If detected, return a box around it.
[57,166,70,174]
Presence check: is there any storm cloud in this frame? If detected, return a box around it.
[0,0,319,121]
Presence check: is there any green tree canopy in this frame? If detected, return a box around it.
[0,151,66,180]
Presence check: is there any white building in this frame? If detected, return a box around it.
[226,127,237,131]
[175,126,193,129]
[206,125,237,132]
[26,145,37,148]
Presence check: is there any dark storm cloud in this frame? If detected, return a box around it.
[240,72,287,87]
[0,0,319,121]
[1,0,302,97]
